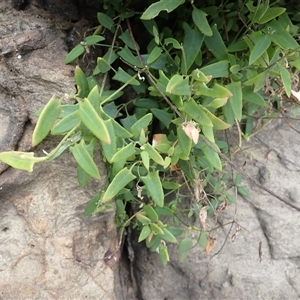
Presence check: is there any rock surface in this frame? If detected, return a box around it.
[0,1,117,299]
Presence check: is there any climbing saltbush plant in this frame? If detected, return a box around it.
[1,0,300,264]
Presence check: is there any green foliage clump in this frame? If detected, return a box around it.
[1,0,300,263]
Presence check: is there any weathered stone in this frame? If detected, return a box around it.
[0,2,117,298]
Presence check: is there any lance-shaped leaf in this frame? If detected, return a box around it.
[249,35,271,65]
[97,12,114,30]
[112,67,140,85]
[227,81,243,121]
[160,228,177,243]
[177,125,192,157]
[180,98,213,127]
[51,112,80,135]
[178,237,193,262]
[102,167,136,203]
[75,66,89,98]
[138,225,151,242]
[194,82,232,98]
[141,170,164,207]
[70,140,100,179]
[166,74,191,96]
[201,105,230,130]
[77,138,97,187]
[159,245,169,266]
[201,144,222,171]
[64,44,85,64]
[0,151,45,172]
[278,63,291,97]
[111,143,136,163]
[130,113,153,137]
[118,46,143,68]
[192,8,212,36]
[141,0,184,20]
[77,98,111,144]
[32,95,61,146]
[141,142,165,166]
[143,205,159,222]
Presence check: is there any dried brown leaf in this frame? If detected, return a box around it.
[205,236,216,254]
[182,121,200,144]
[199,206,208,229]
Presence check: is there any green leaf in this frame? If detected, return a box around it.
[200,60,229,78]
[119,29,140,50]
[166,74,190,96]
[194,82,232,98]
[155,206,174,216]
[70,140,100,179]
[249,35,271,65]
[198,231,208,248]
[180,98,213,127]
[178,237,193,262]
[77,98,111,144]
[143,205,159,222]
[32,96,61,146]
[244,70,268,92]
[201,106,230,130]
[150,223,164,235]
[201,144,222,171]
[160,228,177,243]
[96,57,111,73]
[202,126,215,143]
[97,12,114,30]
[112,67,140,86]
[192,8,212,36]
[257,7,286,24]
[181,22,204,74]
[204,24,228,60]
[207,97,228,109]
[162,181,181,190]
[83,192,102,216]
[77,138,97,187]
[136,213,152,225]
[75,66,89,98]
[235,173,243,185]
[242,87,266,107]
[141,171,164,207]
[227,81,243,121]
[278,63,291,97]
[0,151,44,172]
[118,46,143,68]
[130,113,153,137]
[100,119,117,162]
[64,44,85,64]
[51,112,80,135]
[177,125,192,156]
[102,167,136,203]
[151,108,173,128]
[142,143,165,166]
[138,225,151,242]
[158,245,169,266]
[147,46,163,64]
[164,37,181,49]
[141,150,150,170]
[141,0,184,20]
[238,186,250,197]
[111,143,136,163]
[84,35,105,46]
